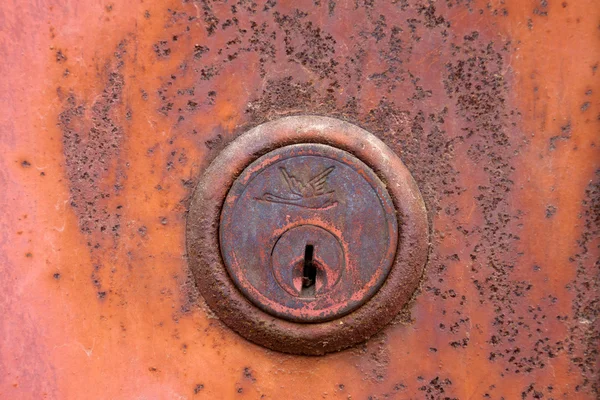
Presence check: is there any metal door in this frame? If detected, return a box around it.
[1,0,598,398]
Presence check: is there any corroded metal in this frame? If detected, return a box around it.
[187,116,428,354]
[1,0,599,398]
[220,143,398,323]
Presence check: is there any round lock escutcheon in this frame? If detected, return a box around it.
[220,144,398,323]
[187,116,429,355]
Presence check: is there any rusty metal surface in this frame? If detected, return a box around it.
[187,117,428,354]
[0,0,599,398]
[220,142,399,323]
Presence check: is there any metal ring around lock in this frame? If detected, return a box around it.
[186,115,429,355]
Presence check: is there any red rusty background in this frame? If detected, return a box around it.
[1,0,598,399]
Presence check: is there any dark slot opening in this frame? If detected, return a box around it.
[301,244,316,297]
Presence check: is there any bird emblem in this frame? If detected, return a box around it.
[257,166,337,209]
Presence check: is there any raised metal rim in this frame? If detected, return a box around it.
[186,115,429,355]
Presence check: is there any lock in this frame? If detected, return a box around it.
[220,143,398,323]
[187,116,428,355]
[270,225,345,299]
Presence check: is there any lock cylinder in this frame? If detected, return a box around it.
[187,116,428,355]
[220,143,398,323]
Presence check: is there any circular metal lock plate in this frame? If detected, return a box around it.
[187,116,429,355]
[220,144,398,323]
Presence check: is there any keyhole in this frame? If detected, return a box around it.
[301,244,317,297]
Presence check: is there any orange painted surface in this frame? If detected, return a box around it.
[1,0,598,398]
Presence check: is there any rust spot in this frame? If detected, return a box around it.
[57,40,129,297]
[55,49,67,63]
[566,170,600,395]
[546,205,557,218]
[243,367,256,383]
[58,41,127,240]
[193,384,204,394]
[153,40,171,58]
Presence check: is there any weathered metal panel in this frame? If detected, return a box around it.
[0,0,598,398]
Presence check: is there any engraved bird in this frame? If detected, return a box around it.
[258,166,337,209]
